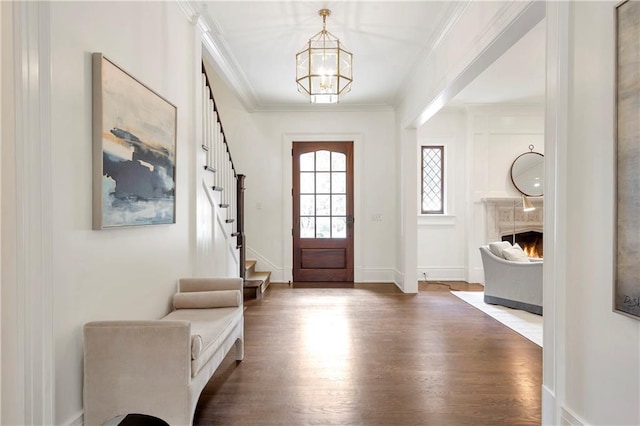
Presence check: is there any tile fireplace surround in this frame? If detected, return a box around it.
[482,197,543,244]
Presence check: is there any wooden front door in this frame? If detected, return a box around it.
[293,142,354,282]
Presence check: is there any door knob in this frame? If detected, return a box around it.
[346,215,354,227]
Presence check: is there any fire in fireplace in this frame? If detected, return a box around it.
[502,231,543,258]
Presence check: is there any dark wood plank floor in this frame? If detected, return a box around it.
[194,284,541,425]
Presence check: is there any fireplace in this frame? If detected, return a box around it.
[502,231,543,258]
[482,197,544,258]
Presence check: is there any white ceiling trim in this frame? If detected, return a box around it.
[250,103,395,113]
[176,0,198,23]
[200,30,259,112]
[179,1,545,116]
[406,1,545,128]
[393,1,470,106]
[201,11,260,110]
[177,0,259,111]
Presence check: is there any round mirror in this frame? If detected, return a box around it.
[510,148,544,197]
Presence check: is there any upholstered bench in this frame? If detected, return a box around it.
[83,278,244,425]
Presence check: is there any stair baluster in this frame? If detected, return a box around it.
[201,63,242,277]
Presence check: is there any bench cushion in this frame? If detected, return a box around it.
[173,290,241,309]
[162,307,242,377]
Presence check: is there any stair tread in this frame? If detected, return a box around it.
[245,260,257,270]
[247,271,271,280]
[243,279,263,289]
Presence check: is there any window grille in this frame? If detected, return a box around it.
[421,146,444,214]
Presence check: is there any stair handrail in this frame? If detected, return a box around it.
[201,62,245,279]
[201,62,237,179]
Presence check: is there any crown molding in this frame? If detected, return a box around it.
[198,7,259,111]
[252,102,395,113]
[402,1,545,129]
[394,1,471,106]
[176,0,198,23]
[176,0,259,112]
[462,102,545,112]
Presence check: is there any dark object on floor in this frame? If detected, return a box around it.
[104,413,169,426]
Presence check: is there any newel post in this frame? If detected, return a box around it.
[237,174,246,280]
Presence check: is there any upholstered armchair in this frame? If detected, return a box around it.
[479,245,543,315]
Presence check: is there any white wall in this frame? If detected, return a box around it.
[555,2,640,424]
[466,105,544,283]
[417,108,468,281]
[414,105,544,284]
[394,1,544,293]
[205,62,398,284]
[468,106,545,199]
[242,113,396,283]
[48,3,198,423]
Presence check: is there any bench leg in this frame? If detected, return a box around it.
[235,337,244,361]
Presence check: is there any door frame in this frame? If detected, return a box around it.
[292,141,354,282]
[282,133,363,283]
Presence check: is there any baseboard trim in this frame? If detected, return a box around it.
[245,247,285,282]
[393,269,404,291]
[65,410,83,426]
[560,407,586,426]
[418,267,466,281]
[542,384,588,426]
[244,248,397,286]
[360,268,396,282]
[542,384,556,426]
[468,266,484,284]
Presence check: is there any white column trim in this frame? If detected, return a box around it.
[281,133,364,283]
[543,2,569,425]
[12,1,55,423]
[401,127,418,293]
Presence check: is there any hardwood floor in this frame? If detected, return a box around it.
[194,284,541,425]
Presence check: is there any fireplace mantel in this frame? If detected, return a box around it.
[482,197,543,243]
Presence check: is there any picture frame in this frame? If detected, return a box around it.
[614,0,640,319]
[92,53,177,229]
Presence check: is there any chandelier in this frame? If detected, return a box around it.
[296,9,353,104]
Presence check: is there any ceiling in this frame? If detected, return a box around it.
[196,1,545,111]
[450,19,546,106]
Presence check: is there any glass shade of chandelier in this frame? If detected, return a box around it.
[296,9,353,104]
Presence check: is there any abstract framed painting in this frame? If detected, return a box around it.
[615,0,640,319]
[92,53,177,229]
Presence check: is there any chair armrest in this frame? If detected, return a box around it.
[83,321,192,425]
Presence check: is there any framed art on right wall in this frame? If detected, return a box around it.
[615,0,640,319]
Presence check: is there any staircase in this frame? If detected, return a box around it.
[244,260,271,298]
[201,62,270,297]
